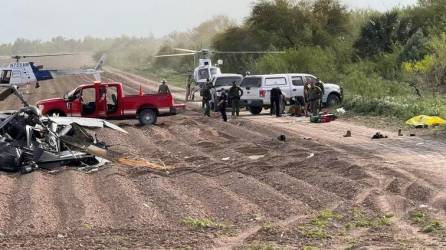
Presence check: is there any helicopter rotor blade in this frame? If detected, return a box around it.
[154,53,197,58]
[18,53,77,59]
[173,48,198,53]
[212,51,285,54]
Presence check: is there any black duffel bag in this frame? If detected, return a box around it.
[0,142,22,172]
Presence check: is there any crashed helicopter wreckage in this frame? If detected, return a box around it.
[0,106,171,174]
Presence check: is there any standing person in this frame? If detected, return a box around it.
[200,83,212,117]
[304,82,311,116]
[217,91,228,122]
[315,79,325,109]
[270,87,283,117]
[228,81,244,117]
[308,81,323,116]
[158,80,171,94]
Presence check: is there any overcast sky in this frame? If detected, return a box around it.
[2,0,417,43]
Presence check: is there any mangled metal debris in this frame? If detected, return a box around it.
[0,106,127,174]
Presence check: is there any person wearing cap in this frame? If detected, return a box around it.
[158,80,171,94]
[228,81,243,117]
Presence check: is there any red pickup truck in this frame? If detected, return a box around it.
[36,81,186,125]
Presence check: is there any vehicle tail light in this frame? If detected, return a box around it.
[259,89,266,97]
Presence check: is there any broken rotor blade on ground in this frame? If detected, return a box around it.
[46,117,128,134]
[84,144,172,171]
[60,124,171,171]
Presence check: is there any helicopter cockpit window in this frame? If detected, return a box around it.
[0,70,12,83]
[198,69,210,80]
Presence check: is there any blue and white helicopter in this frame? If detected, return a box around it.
[0,54,104,106]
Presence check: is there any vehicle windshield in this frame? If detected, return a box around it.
[64,88,80,100]
[198,69,210,80]
[214,77,242,87]
[241,77,262,88]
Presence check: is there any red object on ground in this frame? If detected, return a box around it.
[320,114,337,123]
[36,81,185,125]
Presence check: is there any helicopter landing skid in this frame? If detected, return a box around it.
[11,86,30,107]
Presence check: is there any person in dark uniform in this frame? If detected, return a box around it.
[304,82,310,116]
[228,81,244,117]
[270,87,283,117]
[308,81,323,116]
[158,80,171,94]
[200,83,212,117]
[217,91,228,122]
[315,79,325,109]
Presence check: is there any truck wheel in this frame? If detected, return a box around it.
[326,94,341,107]
[249,106,263,115]
[139,109,157,125]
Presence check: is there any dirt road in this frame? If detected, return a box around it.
[0,59,445,249]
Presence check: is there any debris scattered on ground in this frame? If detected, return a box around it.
[248,155,265,160]
[310,113,337,123]
[222,157,231,161]
[304,137,312,140]
[117,158,172,171]
[277,135,286,141]
[0,106,161,174]
[336,107,346,114]
[372,132,388,140]
[410,133,416,137]
[0,107,115,174]
[343,130,352,137]
[306,153,315,159]
[398,129,403,136]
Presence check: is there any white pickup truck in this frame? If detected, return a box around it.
[240,74,343,115]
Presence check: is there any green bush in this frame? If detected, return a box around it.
[254,47,338,81]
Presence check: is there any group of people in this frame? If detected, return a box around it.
[269,79,324,118]
[288,79,324,117]
[158,77,324,122]
[200,79,244,122]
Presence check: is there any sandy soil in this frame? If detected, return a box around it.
[0,56,445,249]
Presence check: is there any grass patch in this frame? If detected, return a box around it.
[182,217,225,230]
[350,209,393,228]
[261,222,281,234]
[410,211,443,234]
[299,208,393,247]
[299,209,343,239]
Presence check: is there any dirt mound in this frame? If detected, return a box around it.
[405,182,435,203]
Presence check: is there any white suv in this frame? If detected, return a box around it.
[240,74,343,115]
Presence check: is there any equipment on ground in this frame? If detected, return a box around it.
[154,48,284,102]
[406,115,446,127]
